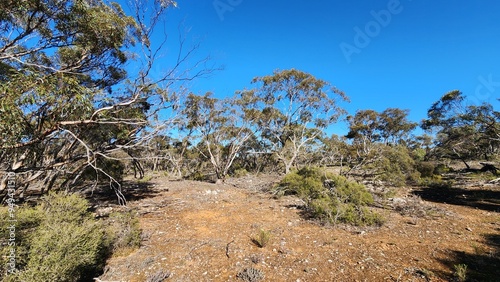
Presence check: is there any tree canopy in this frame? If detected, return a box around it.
[422,91,500,168]
[238,69,349,173]
[0,0,210,204]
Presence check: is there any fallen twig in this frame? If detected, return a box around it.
[226,239,235,258]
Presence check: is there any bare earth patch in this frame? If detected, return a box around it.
[98,175,500,282]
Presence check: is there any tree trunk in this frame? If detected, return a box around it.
[284,161,293,174]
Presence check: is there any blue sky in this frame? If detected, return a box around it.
[141,0,500,135]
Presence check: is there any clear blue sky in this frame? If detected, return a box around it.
[140,0,500,135]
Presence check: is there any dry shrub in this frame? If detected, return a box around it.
[392,195,447,218]
[237,267,264,282]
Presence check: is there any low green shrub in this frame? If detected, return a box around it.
[0,192,142,282]
[454,264,468,282]
[1,193,108,282]
[418,175,454,189]
[138,174,154,183]
[275,167,383,226]
[377,145,420,186]
[232,168,249,178]
[252,229,271,248]
[187,171,207,182]
[0,204,44,277]
[434,163,452,175]
[417,161,436,178]
[411,148,427,162]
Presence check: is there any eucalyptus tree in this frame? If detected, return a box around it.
[346,108,416,147]
[181,92,255,182]
[238,69,349,174]
[421,91,500,169]
[378,108,418,145]
[0,0,211,204]
[345,108,418,184]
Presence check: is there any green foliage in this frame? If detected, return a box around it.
[422,91,500,166]
[417,161,436,178]
[232,168,249,178]
[0,0,179,203]
[375,145,419,186]
[239,69,349,173]
[252,229,271,248]
[187,171,211,182]
[434,163,452,175]
[468,171,499,181]
[418,175,454,189]
[276,167,383,226]
[344,108,419,186]
[1,193,107,282]
[353,144,419,186]
[0,193,142,282]
[346,108,417,145]
[0,205,44,276]
[181,92,254,180]
[454,264,468,282]
[412,148,427,162]
[416,162,454,181]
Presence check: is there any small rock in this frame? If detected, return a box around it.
[466,227,473,232]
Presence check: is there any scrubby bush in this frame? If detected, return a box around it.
[1,193,107,282]
[0,204,44,277]
[348,144,419,186]
[411,148,427,162]
[454,264,468,282]
[0,192,142,282]
[418,175,454,189]
[434,163,452,175]
[252,229,271,248]
[106,211,142,256]
[275,167,383,226]
[376,145,420,186]
[417,161,436,178]
[237,267,265,282]
[232,168,249,178]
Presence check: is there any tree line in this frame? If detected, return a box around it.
[142,81,499,185]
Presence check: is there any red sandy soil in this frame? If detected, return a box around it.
[98,174,500,282]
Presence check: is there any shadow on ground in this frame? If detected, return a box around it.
[413,186,500,212]
[85,179,160,205]
[434,233,500,281]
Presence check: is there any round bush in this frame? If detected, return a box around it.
[276,167,383,226]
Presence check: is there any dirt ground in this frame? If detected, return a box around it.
[98,174,500,282]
